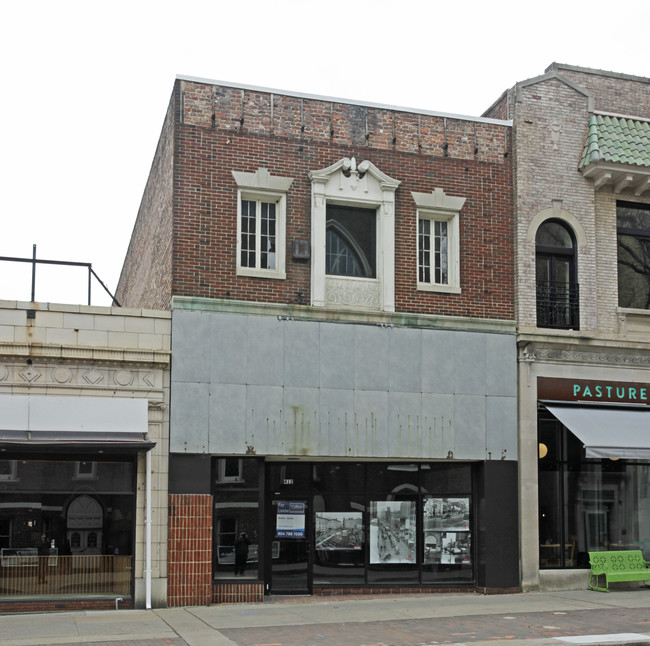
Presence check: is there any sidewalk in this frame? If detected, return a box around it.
[2,589,650,646]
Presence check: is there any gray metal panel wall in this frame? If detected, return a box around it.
[171,310,517,460]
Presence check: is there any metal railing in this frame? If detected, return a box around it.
[0,555,131,597]
[536,280,580,330]
[0,244,119,306]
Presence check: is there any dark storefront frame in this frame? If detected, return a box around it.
[211,458,476,593]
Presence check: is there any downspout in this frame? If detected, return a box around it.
[145,448,152,609]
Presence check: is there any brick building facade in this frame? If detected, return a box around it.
[117,77,519,603]
[485,64,650,591]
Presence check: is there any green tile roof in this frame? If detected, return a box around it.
[579,114,650,169]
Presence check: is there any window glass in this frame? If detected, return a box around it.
[325,206,376,278]
[420,464,471,494]
[418,219,449,285]
[268,462,311,492]
[366,464,419,494]
[313,495,365,585]
[535,219,578,329]
[213,457,261,579]
[367,498,419,583]
[0,459,133,494]
[538,413,650,569]
[312,463,364,493]
[617,202,650,309]
[536,221,574,248]
[0,458,135,559]
[241,199,277,271]
[421,495,472,583]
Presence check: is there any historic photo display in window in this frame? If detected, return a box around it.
[369,501,416,564]
[423,531,471,565]
[423,496,470,531]
[423,496,471,565]
[315,512,363,550]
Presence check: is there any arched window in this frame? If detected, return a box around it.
[535,219,579,329]
[326,217,374,278]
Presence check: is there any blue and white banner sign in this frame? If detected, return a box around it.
[276,501,306,538]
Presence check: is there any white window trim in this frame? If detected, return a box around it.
[232,168,293,280]
[309,158,400,312]
[216,457,243,483]
[412,188,465,294]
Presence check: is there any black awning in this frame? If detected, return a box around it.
[0,440,155,455]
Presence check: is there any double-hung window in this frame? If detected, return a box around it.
[412,188,465,293]
[232,168,293,279]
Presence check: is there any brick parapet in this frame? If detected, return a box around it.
[179,80,511,163]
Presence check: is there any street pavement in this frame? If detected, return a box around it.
[2,588,650,646]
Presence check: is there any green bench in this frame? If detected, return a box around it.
[588,550,650,592]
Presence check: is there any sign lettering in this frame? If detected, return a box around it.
[539,377,649,405]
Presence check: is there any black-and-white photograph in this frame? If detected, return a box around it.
[315,513,363,550]
[423,497,470,532]
[424,531,471,565]
[369,501,416,564]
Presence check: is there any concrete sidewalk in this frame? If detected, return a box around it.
[2,589,650,646]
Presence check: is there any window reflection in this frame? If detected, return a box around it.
[539,413,650,568]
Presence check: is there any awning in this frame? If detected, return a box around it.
[545,404,650,459]
[0,395,154,453]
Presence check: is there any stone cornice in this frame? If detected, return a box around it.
[0,342,170,366]
[172,296,516,334]
[518,337,650,369]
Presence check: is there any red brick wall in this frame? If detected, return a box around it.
[116,92,176,309]
[167,494,212,607]
[170,80,514,320]
[213,582,264,604]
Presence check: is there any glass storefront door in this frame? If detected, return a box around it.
[269,498,310,594]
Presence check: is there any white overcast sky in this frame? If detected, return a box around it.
[2,0,649,307]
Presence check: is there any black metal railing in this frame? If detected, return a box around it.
[0,244,119,306]
[536,280,580,330]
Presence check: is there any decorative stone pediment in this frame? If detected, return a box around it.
[309,157,400,204]
[309,158,400,312]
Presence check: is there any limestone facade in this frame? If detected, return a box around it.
[0,301,171,608]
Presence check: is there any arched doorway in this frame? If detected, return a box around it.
[66,495,103,555]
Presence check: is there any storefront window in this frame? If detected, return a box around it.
[539,412,650,568]
[367,498,419,584]
[314,501,365,585]
[260,462,474,588]
[0,456,135,598]
[421,495,472,583]
[213,458,260,579]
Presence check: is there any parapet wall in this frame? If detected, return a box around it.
[178,79,511,164]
